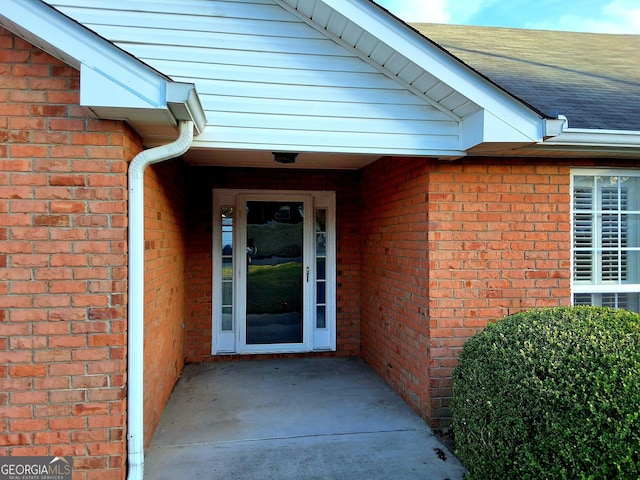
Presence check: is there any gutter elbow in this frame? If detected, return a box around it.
[130,120,194,174]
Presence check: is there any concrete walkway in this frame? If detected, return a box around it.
[143,358,467,480]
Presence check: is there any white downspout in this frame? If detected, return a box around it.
[127,120,194,480]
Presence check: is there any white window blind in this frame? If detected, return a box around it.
[572,184,593,282]
[571,171,640,313]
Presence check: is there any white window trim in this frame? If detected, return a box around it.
[570,168,640,307]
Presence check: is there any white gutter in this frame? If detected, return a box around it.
[541,128,640,148]
[127,120,194,480]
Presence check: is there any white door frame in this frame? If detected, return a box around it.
[212,189,336,354]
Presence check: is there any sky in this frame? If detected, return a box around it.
[375,0,640,34]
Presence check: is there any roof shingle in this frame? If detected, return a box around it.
[411,24,640,131]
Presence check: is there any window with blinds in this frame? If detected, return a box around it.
[572,172,640,313]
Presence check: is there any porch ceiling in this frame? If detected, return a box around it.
[184,148,380,170]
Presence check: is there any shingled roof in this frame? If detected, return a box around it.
[412,23,640,132]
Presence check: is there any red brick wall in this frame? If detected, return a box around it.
[359,157,432,417]
[426,160,572,425]
[360,157,573,426]
[0,28,139,479]
[142,159,188,448]
[183,167,362,361]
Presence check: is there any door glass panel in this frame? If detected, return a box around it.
[246,201,303,344]
[315,208,327,329]
[222,282,233,305]
[316,233,326,256]
[316,306,326,329]
[221,208,233,332]
[222,258,233,280]
[222,307,233,331]
[316,258,326,280]
[317,282,326,304]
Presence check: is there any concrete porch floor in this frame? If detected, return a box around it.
[143,357,467,480]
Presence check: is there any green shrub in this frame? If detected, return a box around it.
[451,306,640,480]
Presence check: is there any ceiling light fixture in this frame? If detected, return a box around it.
[272,152,298,164]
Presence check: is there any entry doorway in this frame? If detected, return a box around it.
[212,190,336,354]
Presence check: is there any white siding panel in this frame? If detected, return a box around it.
[188,79,442,106]
[148,60,405,90]
[49,0,463,155]
[202,96,452,121]
[354,32,380,57]
[54,0,290,21]
[60,8,323,39]
[83,25,344,56]
[426,83,458,103]
[341,23,366,48]
[384,53,411,74]
[369,43,395,66]
[440,92,470,111]
[129,44,372,73]
[411,74,441,94]
[453,101,480,118]
[398,63,428,85]
[295,0,316,18]
[207,111,458,136]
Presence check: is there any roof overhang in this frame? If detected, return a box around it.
[275,0,640,160]
[3,0,638,162]
[276,0,548,152]
[539,129,640,150]
[0,0,206,142]
[463,127,640,159]
[524,128,640,158]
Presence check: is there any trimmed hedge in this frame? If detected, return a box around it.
[451,306,640,480]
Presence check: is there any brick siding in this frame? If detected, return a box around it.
[1,27,138,479]
[360,157,573,426]
[142,159,188,448]
[426,160,572,425]
[360,157,432,417]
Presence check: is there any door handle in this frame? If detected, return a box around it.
[306,267,310,282]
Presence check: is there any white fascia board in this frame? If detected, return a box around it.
[82,67,206,133]
[80,64,165,110]
[82,65,207,137]
[188,130,465,157]
[318,0,545,141]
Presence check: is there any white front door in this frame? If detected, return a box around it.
[212,190,336,354]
